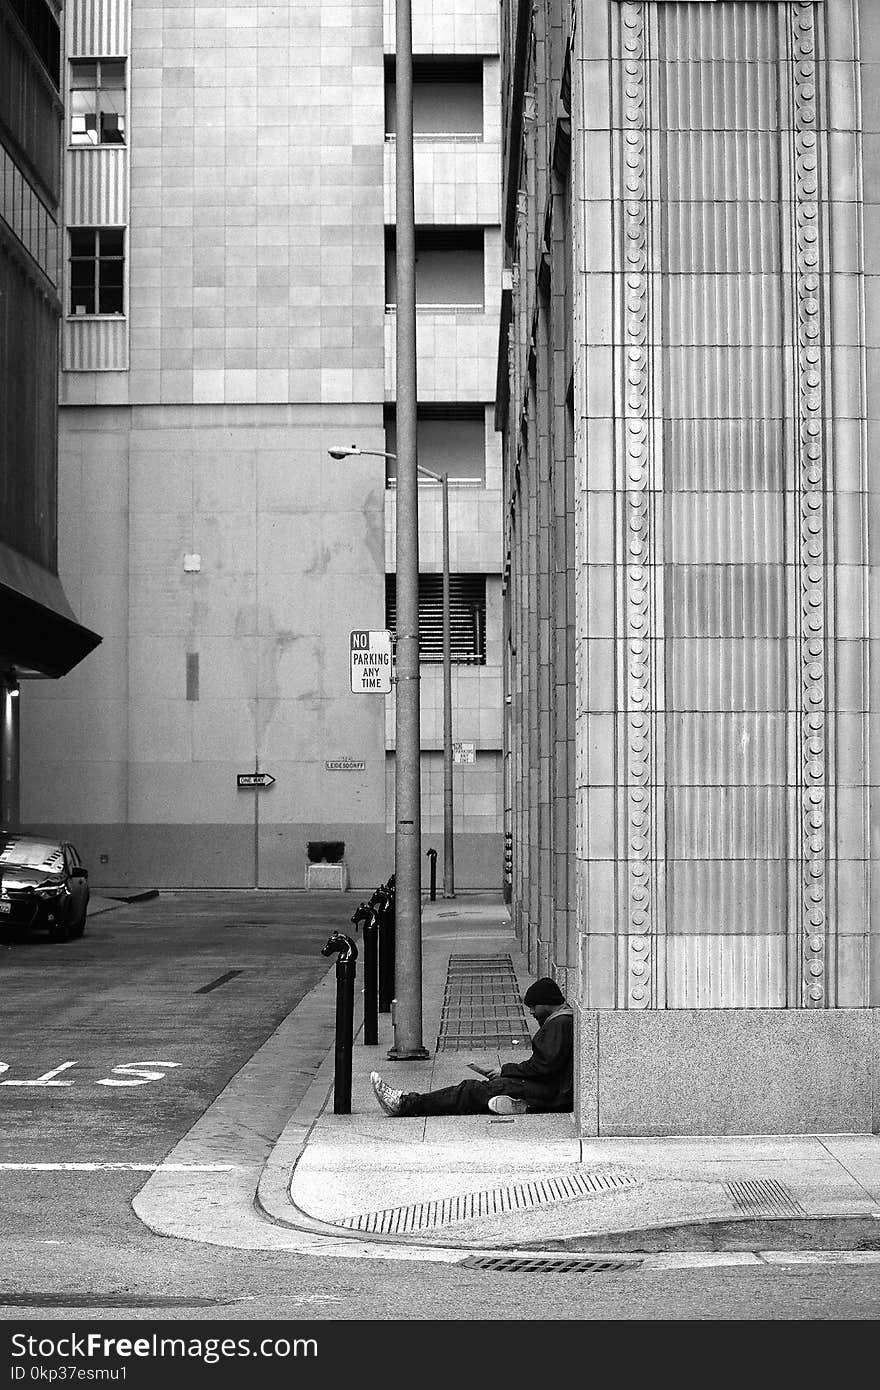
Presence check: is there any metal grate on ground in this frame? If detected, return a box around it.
[459,1255,642,1274]
[337,1170,638,1235]
[437,954,532,1050]
[723,1178,806,1218]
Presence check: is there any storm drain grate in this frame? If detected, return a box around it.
[459,1255,641,1274]
[437,954,531,1050]
[724,1178,806,1217]
[338,1169,638,1234]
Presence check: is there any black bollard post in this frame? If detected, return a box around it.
[321,931,358,1113]
[350,901,378,1046]
[378,877,396,1014]
[426,847,437,902]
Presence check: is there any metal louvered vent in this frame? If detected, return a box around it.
[459,1255,641,1274]
[385,574,486,664]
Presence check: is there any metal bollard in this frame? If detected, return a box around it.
[378,877,396,1014]
[321,931,358,1113]
[426,847,437,901]
[350,901,378,1046]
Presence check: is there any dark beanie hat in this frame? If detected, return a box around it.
[523,977,564,1007]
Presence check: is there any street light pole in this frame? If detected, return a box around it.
[388,0,428,1060]
[440,470,454,898]
[329,449,457,946]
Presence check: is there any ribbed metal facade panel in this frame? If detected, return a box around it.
[69,0,128,56]
[660,58,780,131]
[658,1,779,63]
[667,861,786,936]
[666,419,784,491]
[668,493,783,564]
[665,935,786,1007]
[65,149,127,225]
[667,713,786,786]
[662,131,780,201]
[663,347,784,422]
[63,317,127,370]
[665,201,783,274]
[665,275,783,347]
[667,786,787,859]
[669,639,786,713]
[668,566,787,638]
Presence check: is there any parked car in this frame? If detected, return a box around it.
[0,835,89,942]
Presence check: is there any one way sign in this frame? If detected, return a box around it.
[237,772,276,789]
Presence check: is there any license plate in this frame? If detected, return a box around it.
[0,902,10,914]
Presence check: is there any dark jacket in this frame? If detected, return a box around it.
[499,1004,573,1112]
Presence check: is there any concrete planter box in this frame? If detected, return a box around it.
[305,862,349,890]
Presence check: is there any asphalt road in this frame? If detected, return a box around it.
[0,893,877,1340]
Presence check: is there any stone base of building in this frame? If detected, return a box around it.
[574,1007,879,1136]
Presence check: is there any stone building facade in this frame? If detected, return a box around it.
[21,0,504,890]
[498,0,880,1132]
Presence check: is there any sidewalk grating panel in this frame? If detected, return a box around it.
[337,1169,638,1234]
[458,1256,642,1274]
[724,1178,806,1218]
[437,954,531,1050]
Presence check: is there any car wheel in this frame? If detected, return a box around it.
[67,906,87,940]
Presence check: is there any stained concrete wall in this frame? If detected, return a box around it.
[23,0,505,890]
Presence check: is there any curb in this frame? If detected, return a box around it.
[514,1215,880,1255]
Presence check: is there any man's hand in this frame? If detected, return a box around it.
[486,1067,502,1080]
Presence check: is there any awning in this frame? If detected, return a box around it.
[0,541,101,679]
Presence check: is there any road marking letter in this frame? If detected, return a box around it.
[0,1062,77,1087]
[95,1060,182,1087]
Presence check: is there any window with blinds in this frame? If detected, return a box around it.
[386,574,486,665]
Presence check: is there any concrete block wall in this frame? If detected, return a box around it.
[383,0,504,883]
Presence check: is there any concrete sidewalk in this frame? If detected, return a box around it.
[255,893,880,1256]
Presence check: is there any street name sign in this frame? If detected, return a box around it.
[350,629,393,693]
[325,758,366,771]
[237,772,276,789]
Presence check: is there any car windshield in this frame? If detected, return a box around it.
[0,837,64,872]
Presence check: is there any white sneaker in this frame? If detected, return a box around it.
[488,1095,528,1116]
[370,1071,406,1117]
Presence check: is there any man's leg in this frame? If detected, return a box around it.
[399,1078,493,1116]
[371,1071,527,1118]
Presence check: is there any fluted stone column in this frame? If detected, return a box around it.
[571,0,878,1134]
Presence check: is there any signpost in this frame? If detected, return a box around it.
[350,630,393,694]
[237,772,275,789]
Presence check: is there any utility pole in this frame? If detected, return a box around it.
[389,0,428,1060]
[440,471,454,898]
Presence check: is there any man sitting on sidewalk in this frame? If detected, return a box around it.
[370,977,573,1117]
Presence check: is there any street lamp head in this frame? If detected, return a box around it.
[327,444,361,460]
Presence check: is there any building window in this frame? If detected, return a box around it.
[385,58,483,139]
[68,228,124,315]
[384,405,485,486]
[385,228,484,311]
[6,0,61,86]
[70,58,126,145]
[386,574,486,665]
